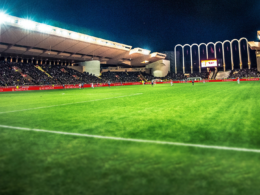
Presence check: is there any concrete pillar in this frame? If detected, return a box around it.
[79,60,101,76]
[256,51,260,72]
[223,65,226,72]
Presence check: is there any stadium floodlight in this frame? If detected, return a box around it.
[62,30,69,36]
[143,50,150,55]
[19,19,36,30]
[56,29,62,34]
[150,53,157,57]
[71,33,79,39]
[5,17,15,24]
[0,13,7,24]
[37,24,52,33]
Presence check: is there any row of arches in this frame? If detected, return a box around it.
[174,37,251,73]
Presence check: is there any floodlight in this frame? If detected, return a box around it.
[5,17,15,23]
[0,13,6,24]
[98,40,104,44]
[19,19,36,29]
[71,33,79,39]
[62,31,68,36]
[38,24,52,33]
[143,50,150,55]
[150,53,157,57]
[57,30,62,34]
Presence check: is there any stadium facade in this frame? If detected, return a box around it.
[0,12,258,77]
[0,13,170,77]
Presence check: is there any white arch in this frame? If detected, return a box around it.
[239,37,251,69]
[190,43,198,74]
[230,39,239,70]
[222,40,231,71]
[198,43,206,73]
[214,41,222,59]
[206,42,215,59]
[174,44,183,74]
[174,37,252,74]
[182,44,191,74]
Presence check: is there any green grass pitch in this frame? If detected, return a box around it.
[1,81,260,195]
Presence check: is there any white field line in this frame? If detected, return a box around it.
[0,93,143,114]
[0,124,260,153]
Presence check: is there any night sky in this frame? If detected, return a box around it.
[1,0,259,52]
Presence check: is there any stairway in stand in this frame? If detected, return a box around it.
[215,71,231,79]
[35,65,53,78]
[13,66,34,82]
[139,73,147,82]
[208,71,214,79]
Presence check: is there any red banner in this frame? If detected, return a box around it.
[0,78,258,92]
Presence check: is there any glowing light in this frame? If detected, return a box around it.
[151,53,157,57]
[71,33,79,39]
[84,36,95,42]
[258,35,260,40]
[38,24,52,33]
[0,13,7,24]
[143,50,150,55]
[62,31,69,36]
[19,19,36,29]
[141,60,149,63]
[57,30,62,34]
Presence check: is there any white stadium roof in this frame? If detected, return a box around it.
[0,13,166,66]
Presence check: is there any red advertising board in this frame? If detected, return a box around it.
[0,78,258,92]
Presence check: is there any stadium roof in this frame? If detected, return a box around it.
[0,13,166,66]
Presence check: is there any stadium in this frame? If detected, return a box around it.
[1,1,260,194]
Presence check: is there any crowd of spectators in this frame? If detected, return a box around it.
[15,63,59,85]
[101,71,143,82]
[0,62,35,86]
[2,61,260,87]
[189,72,209,79]
[63,67,106,84]
[229,68,260,78]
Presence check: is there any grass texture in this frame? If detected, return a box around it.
[0,81,260,195]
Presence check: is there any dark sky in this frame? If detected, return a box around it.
[0,0,259,52]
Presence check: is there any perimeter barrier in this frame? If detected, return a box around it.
[0,78,258,92]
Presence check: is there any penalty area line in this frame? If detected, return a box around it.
[0,93,143,114]
[0,124,260,153]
